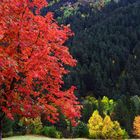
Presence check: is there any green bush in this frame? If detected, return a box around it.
[12,115,26,135]
[81,96,98,123]
[131,95,140,115]
[99,96,116,116]
[31,117,43,135]
[82,96,116,123]
[2,117,14,137]
[32,127,42,135]
[112,96,136,135]
[73,121,89,138]
[18,117,43,135]
[2,131,13,138]
[42,126,62,138]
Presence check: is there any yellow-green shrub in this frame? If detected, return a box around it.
[19,117,43,134]
[42,126,62,138]
[73,121,89,138]
[82,96,116,123]
[88,110,129,139]
[88,110,103,138]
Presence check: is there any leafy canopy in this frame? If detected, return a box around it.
[0,0,81,126]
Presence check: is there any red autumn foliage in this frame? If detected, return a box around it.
[0,0,81,126]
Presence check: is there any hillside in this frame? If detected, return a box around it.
[44,0,140,98]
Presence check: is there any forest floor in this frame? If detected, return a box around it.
[3,135,89,140]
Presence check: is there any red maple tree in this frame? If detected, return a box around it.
[0,0,81,131]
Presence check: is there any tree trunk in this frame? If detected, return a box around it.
[0,121,2,140]
[0,130,2,140]
[0,113,5,140]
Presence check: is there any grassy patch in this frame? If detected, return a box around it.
[3,135,56,140]
[3,135,89,140]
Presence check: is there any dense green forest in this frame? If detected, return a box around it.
[1,0,140,139]
[42,0,140,99]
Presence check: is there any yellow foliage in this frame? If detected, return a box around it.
[20,117,42,126]
[133,116,140,138]
[19,117,43,134]
[88,110,128,139]
[88,110,103,138]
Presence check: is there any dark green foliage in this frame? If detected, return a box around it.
[46,0,140,98]
[12,116,26,135]
[81,96,98,123]
[112,96,136,136]
[41,112,69,137]
[32,128,42,135]
[131,95,140,114]
[42,126,62,138]
[2,117,14,137]
[72,121,89,138]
